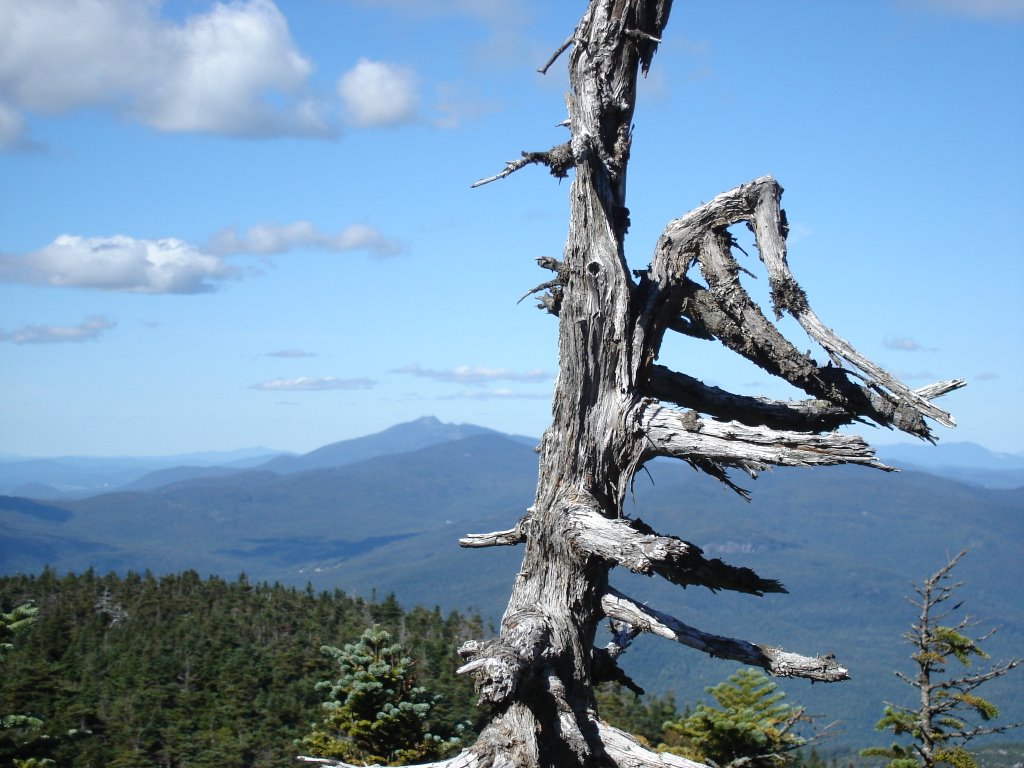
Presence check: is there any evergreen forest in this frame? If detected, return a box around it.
[2,569,1021,768]
[0,570,483,767]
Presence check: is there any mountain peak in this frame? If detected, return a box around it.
[256,417,503,475]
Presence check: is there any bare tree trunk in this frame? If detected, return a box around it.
[304,2,963,767]
[457,1,962,763]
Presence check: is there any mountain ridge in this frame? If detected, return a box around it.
[1,423,1021,746]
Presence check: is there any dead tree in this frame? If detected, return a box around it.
[302,2,962,766]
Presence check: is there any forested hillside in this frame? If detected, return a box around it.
[0,570,483,768]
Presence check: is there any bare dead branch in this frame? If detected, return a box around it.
[640,176,963,441]
[562,498,784,595]
[297,754,484,768]
[596,721,707,767]
[602,588,849,683]
[648,364,857,433]
[538,34,574,75]
[459,526,527,548]
[517,278,562,305]
[640,401,889,472]
[914,379,966,401]
[738,178,959,428]
[471,142,574,188]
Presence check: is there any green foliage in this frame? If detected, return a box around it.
[861,551,1022,768]
[0,569,481,768]
[0,602,38,662]
[1,602,56,767]
[299,625,463,765]
[661,668,806,768]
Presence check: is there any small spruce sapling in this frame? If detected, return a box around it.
[861,551,1022,768]
[299,625,463,766]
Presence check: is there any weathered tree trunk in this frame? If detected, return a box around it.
[303,2,963,767]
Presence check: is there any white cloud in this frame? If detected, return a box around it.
[0,235,236,294]
[905,0,1024,20]
[0,0,331,142]
[0,315,116,344]
[338,59,419,127]
[249,376,377,391]
[392,363,550,384]
[1,220,404,294]
[210,222,404,258]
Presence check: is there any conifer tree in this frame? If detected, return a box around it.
[861,551,1022,768]
[299,625,463,766]
[1,602,54,768]
[661,668,810,768]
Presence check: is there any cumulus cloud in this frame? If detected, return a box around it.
[210,222,404,258]
[0,235,236,294]
[906,0,1024,21]
[392,363,550,384]
[0,0,332,143]
[249,376,377,391]
[338,59,419,127]
[0,315,116,344]
[265,349,317,358]
[1,220,403,294]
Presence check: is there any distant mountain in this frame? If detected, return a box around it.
[119,464,255,492]
[875,441,1024,488]
[0,447,287,499]
[255,415,535,475]
[0,416,538,497]
[1,423,1021,746]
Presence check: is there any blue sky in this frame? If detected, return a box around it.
[1,0,1022,457]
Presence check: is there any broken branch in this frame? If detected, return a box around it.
[601,588,849,682]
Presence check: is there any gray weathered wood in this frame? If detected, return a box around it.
[304,2,960,766]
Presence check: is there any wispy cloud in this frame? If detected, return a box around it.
[440,389,549,400]
[210,222,404,258]
[392,363,550,384]
[0,99,43,152]
[338,59,419,128]
[0,315,116,344]
[905,0,1024,21]
[975,371,1000,381]
[265,349,317,358]
[884,335,935,352]
[350,0,531,67]
[0,0,334,148]
[249,376,376,392]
